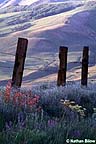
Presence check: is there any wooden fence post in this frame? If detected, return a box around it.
[12,38,28,87]
[81,46,89,87]
[57,46,68,86]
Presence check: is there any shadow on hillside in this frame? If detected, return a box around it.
[23,67,58,83]
[22,62,80,82]
[22,62,96,83]
[0,61,95,87]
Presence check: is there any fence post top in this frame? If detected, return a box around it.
[18,37,28,42]
[59,46,68,52]
[83,46,89,50]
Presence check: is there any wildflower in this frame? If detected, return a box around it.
[0,91,2,96]
[63,100,70,106]
[28,90,32,97]
[36,106,42,112]
[27,98,38,108]
[79,111,85,117]
[0,91,2,102]
[68,104,75,110]
[34,95,40,102]
[5,121,12,131]
[14,92,22,97]
[48,119,57,128]
[61,99,86,118]
[71,130,81,138]
[27,98,35,106]
[83,108,86,111]
[93,108,96,113]
[71,105,82,111]
[5,81,12,102]
[70,101,76,105]
[60,99,64,102]
[13,91,22,105]
[27,95,40,106]
[92,113,96,120]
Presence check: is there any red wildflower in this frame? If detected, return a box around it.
[34,95,40,102]
[27,96,40,107]
[5,81,12,102]
[0,91,2,96]
[13,91,23,106]
[27,98,36,106]
[28,90,32,97]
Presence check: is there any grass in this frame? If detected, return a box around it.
[0,81,96,143]
[0,1,84,37]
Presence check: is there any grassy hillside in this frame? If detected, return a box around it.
[0,2,96,142]
[0,0,96,86]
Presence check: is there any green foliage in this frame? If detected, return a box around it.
[0,118,96,144]
[0,112,5,131]
[0,82,96,143]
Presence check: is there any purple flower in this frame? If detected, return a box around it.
[48,119,57,128]
[72,130,81,137]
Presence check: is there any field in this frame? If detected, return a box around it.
[0,81,96,143]
[0,1,96,87]
[0,0,96,143]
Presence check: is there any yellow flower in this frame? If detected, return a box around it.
[70,101,76,104]
[83,108,86,111]
[93,108,96,113]
[60,99,64,102]
[64,100,70,106]
[69,105,74,109]
[72,105,82,110]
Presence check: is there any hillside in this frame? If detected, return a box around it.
[0,0,96,87]
[0,1,96,142]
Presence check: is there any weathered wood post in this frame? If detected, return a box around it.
[57,46,68,86]
[81,46,89,87]
[12,38,28,87]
